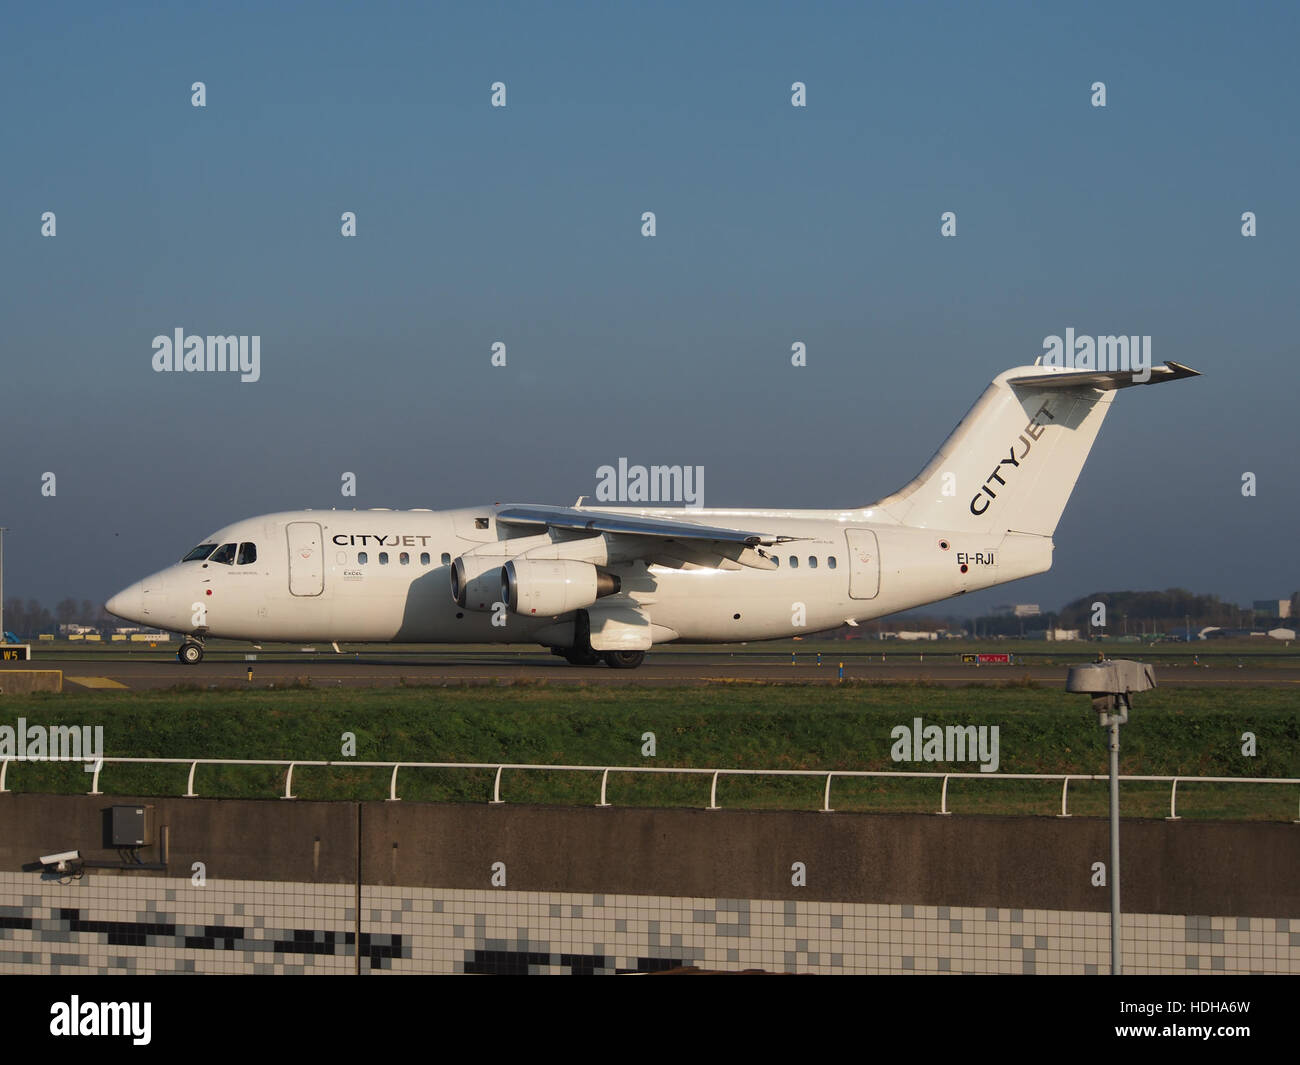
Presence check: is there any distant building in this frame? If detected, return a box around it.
[1045,628,1080,641]
[1253,599,1292,619]
[1201,627,1255,639]
[1024,628,1082,641]
[992,604,1041,618]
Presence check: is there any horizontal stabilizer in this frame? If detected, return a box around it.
[1007,361,1200,392]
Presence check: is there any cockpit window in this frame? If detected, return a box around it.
[237,543,257,565]
[208,543,237,565]
[182,543,217,562]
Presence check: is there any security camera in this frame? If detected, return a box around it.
[40,850,81,872]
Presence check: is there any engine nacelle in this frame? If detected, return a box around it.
[450,555,510,612]
[502,559,621,616]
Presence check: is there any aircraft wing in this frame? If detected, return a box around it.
[494,505,799,570]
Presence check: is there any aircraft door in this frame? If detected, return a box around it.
[287,521,324,596]
[845,529,880,600]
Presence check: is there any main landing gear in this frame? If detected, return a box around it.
[178,638,205,664]
[601,650,645,669]
[554,648,647,669]
[551,613,646,668]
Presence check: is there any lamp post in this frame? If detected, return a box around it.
[0,527,6,640]
[1065,659,1157,975]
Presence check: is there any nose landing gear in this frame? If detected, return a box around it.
[178,639,205,664]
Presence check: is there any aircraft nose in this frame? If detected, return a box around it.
[106,573,167,624]
[105,582,144,622]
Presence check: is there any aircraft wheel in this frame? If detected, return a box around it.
[602,650,645,669]
[178,641,204,665]
[563,649,603,666]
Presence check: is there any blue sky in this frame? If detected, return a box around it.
[1,1,1296,614]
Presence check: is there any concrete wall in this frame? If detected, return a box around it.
[0,794,1296,973]
[0,670,61,693]
[363,803,1300,917]
[2,794,1295,916]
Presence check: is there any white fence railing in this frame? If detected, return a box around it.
[1,757,1297,820]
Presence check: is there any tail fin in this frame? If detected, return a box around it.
[872,361,1200,537]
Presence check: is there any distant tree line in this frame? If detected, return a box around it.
[1056,588,1297,634]
[2,597,116,637]
[864,589,1299,640]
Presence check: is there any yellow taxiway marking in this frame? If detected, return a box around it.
[66,676,129,689]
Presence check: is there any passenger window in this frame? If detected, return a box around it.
[358,552,368,564]
[209,543,237,565]
[772,556,780,568]
[789,556,799,568]
[400,552,410,565]
[474,518,489,530]
[237,543,257,566]
[420,553,431,566]
[828,556,837,569]
[441,552,451,565]
[809,556,818,569]
[379,552,389,565]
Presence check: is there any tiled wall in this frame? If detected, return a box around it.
[2,872,1295,974]
[0,872,356,974]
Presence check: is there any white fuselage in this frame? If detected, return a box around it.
[106,504,1052,646]
[105,362,1202,656]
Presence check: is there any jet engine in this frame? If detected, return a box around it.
[450,555,511,611]
[501,559,621,616]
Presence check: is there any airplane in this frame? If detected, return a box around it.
[106,360,1200,666]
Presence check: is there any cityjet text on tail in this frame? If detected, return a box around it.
[107,361,1200,668]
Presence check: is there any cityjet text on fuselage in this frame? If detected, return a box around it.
[332,533,434,547]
